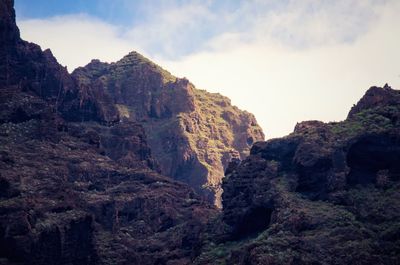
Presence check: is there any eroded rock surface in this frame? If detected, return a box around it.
[195,85,400,264]
[1,2,217,264]
[72,54,264,206]
[2,1,400,264]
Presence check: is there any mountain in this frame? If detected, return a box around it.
[71,53,264,207]
[1,1,217,264]
[1,0,400,264]
[2,0,264,209]
[195,85,400,264]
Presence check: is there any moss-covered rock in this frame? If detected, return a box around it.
[195,85,400,264]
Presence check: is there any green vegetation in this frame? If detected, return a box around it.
[111,51,177,84]
[72,49,264,207]
[329,105,397,139]
[195,180,400,264]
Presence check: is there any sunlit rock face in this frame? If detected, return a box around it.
[0,2,217,264]
[72,53,264,207]
[3,0,400,264]
[2,0,264,210]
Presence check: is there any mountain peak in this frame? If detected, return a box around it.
[71,50,264,206]
[2,1,400,264]
[348,84,400,118]
[0,0,20,47]
[114,50,177,84]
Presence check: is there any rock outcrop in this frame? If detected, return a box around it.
[0,0,117,126]
[195,85,400,264]
[0,115,216,264]
[0,2,217,264]
[72,54,264,207]
[2,0,264,212]
[3,1,400,264]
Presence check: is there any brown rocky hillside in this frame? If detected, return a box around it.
[72,54,264,207]
[2,0,399,264]
[195,85,400,264]
[0,1,217,264]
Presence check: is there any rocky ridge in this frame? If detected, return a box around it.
[72,54,264,207]
[2,0,265,208]
[194,85,400,264]
[0,1,217,264]
[1,0,400,264]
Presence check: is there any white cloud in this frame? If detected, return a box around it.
[124,3,216,58]
[17,0,400,138]
[159,0,400,138]
[18,14,137,71]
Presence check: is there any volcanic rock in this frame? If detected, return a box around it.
[72,52,264,207]
[0,2,217,264]
[195,85,400,264]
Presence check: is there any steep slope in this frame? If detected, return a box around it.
[72,55,264,206]
[5,0,400,264]
[195,85,400,264]
[0,1,217,264]
[0,0,118,125]
[0,0,73,105]
[0,117,217,264]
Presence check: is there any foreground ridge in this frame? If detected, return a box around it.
[1,1,216,264]
[195,85,400,264]
[1,0,399,264]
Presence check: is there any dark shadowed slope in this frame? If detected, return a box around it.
[195,85,400,264]
[1,1,217,264]
[72,54,264,207]
[2,0,400,264]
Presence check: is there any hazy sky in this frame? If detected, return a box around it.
[15,0,400,138]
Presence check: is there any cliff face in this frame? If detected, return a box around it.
[0,115,216,264]
[1,0,264,210]
[3,1,400,264]
[0,0,118,126]
[72,54,264,207]
[0,2,217,264]
[195,85,400,264]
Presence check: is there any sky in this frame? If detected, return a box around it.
[15,0,400,139]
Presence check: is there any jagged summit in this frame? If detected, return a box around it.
[0,2,217,264]
[72,49,264,207]
[4,1,399,264]
[116,51,176,80]
[196,85,400,264]
[348,83,400,118]
[75,51,177,85]
[0,0,20,45]
[1,0,264,208]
